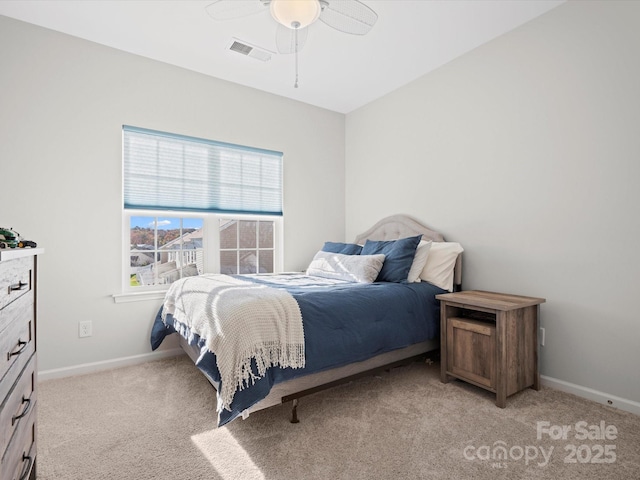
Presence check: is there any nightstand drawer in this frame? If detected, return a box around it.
[446,317,496,390]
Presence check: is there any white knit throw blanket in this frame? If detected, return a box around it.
[162,274,305,412]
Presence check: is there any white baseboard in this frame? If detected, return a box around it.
[37,348,185,382]
[541,375,640,417]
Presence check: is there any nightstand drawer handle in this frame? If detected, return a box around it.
[19,453,33,480]
[12,395,32,425]
[7,339,28,360]
[9,280,28,292]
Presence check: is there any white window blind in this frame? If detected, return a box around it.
[123,126,283,215]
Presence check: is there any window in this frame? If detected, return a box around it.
[129,216,204,288]
[220,219,274,274]
[122,126,283,293]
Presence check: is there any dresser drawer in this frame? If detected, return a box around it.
[0,257,32,312]
[0,399,36,480]
[0,292,35,403]
[0,354,36,462]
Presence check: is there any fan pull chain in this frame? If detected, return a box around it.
[293,21,300,88]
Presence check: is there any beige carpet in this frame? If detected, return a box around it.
[37,355,640,480]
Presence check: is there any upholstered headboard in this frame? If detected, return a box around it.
[354,214,462,289]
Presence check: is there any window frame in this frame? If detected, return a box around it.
[118,210,283,299]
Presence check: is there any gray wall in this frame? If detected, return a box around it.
[345,1,640,406]
[0,16,345,372]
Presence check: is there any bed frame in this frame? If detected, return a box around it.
[180,214,462,422]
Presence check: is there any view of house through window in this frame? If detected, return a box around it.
[128,216,276,288]
[129,216,204,287]
[220,219,274,274]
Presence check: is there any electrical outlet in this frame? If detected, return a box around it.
[79,320,93,338]
[540,327,545,347]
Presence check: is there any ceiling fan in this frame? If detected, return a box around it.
[205,0,378,87]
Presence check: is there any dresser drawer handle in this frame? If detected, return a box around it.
[7,339,28,360]
[19,453,34,480]
[9,280,28,293]
[12,395,33,425]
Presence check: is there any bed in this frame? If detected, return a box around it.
[150,214,463,426]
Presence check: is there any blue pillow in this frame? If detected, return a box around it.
[361,235,422,283]
[322,241,363,255]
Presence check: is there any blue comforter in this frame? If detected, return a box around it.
[150,274,445,425]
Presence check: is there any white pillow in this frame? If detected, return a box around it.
[306,251,385,283]
[419,242,463,291]
[407,240,433,283]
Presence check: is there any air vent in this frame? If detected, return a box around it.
[227,38,273,62]
[230,41,253,55]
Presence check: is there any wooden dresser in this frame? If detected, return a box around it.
[0,248,43,480]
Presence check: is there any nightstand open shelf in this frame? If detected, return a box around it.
[436,290,545,407]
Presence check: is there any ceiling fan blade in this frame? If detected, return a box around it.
[205,0,268,21]
[319,0,378,35]
[275,24,308,54]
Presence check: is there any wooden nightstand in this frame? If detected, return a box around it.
[436,290,545,407]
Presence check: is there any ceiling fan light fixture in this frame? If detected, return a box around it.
[270,0,321,29]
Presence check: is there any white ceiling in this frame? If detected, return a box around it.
[0,0,564,114]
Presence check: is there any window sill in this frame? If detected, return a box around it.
[112,290,167,304]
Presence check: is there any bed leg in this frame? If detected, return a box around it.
[290,399,300,424]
